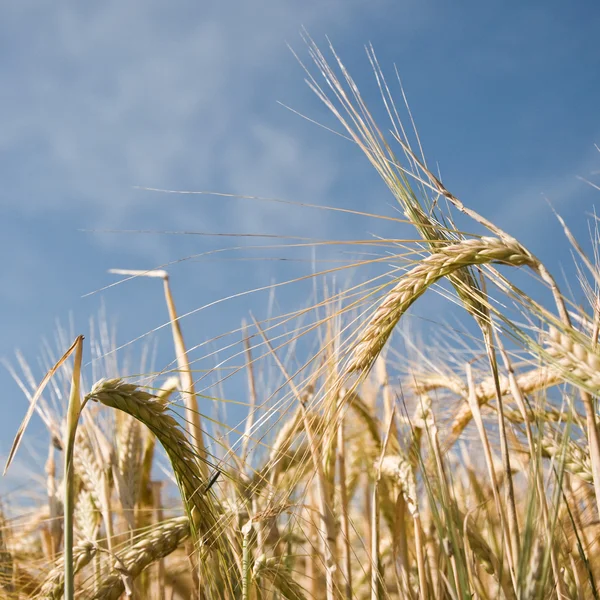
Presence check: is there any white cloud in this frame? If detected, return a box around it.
[3,4,405,300]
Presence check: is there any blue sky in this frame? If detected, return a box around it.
[1,1,600,478]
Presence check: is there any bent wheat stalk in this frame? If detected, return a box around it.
[347,237,537,375]
[85,379,241,594]
[85,379,218,543]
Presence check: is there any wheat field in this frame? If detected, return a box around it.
[2,38,600,600]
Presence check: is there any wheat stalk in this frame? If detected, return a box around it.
[84,379,216,541]
[85,378,242,597]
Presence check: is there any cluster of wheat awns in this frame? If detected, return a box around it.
[2,39,600,600]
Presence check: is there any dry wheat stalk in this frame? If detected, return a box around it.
[347,237,536,375]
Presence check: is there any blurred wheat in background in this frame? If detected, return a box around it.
[3,38,600,600]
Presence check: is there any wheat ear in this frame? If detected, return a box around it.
[438,366,565,446]
[347,237,536,375]
[253,555,308,600]
[414,365,562,405]
[544,326,600,392]
[85,379,217,541]
[85,378,240,595]
[91,517,190,600]
[114,414,142,532]
[37,541,97,599]
[108,269,209,476]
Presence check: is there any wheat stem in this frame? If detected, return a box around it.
[64,336,84,600]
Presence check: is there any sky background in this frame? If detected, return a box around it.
[1,1,600,486]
